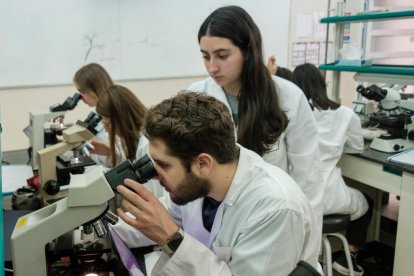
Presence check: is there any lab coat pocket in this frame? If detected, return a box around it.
[212,243,232,262]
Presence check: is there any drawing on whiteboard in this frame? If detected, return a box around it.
[137,36,160,48]
[139,36,149,44]
[84,34,104,62]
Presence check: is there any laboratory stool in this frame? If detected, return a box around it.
[321,214,354,276]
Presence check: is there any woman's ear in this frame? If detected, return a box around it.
[193,153,214,177]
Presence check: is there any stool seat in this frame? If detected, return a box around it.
[323,214,350,234]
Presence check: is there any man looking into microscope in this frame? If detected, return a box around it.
[114,92,320,275]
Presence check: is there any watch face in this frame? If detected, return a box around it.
[168,232,184,252]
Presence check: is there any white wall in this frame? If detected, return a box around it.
[0,0,291,88]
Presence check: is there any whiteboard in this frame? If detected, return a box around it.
[0,0,291,88]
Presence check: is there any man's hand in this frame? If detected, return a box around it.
[266,55,278,75]
[116,179,179,245]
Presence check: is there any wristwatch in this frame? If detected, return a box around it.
[161,228,184,256]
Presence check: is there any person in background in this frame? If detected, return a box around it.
[187,5,324,250]
[73,63,114,165]
[114,92,321,275]
[92,84,147,167]
[74,63,113,108]
[292,63,373,276]
[91,84,164,198]
[266,55,293,81]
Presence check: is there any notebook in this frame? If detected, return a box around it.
[386,148,414,167]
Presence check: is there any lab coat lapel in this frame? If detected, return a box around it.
[207,146,251,248]
[208,202,225,248]
[184,199,211,247]
[208,80,230,109]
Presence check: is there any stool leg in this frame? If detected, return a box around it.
[322,235,333,276]
[330,233,355,276]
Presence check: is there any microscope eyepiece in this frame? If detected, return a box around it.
[134,155,157,183]
[133,155,158,183]
[84,112,101,128]
[356,84,387,102]
[75,112,101,135]
[356,85,365,94]
[104,154,158,190]
[132,154,151,170]
[49,93,82,112]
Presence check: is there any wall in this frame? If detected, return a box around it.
[0,0,290,88]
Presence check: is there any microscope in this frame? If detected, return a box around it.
[357,84,414,153]
[37,112,100,204]
[28,93,81,171]
[11,154,157,276]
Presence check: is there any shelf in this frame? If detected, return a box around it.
[320,10,414,23]
[319,63,414,75]
[321,8,414,101]
[370,28,414,37]
[369,51,414,59]
[353,73,414,86]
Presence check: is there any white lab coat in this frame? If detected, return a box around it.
[90,119,109,165]
[113,146,321,276]
[313,106,368,220]
[188,76,324,236]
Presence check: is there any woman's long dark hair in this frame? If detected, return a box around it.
[96,85,147,167]
[292,63,340,110]
[198,6,288,156]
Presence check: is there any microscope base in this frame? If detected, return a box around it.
[370,137,414,153]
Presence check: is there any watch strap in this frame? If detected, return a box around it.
[160,228,184,256]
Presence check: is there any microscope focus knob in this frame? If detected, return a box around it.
[408,130,414,141]
[44,180,60,195]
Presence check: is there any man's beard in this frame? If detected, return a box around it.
[170,171,212,205]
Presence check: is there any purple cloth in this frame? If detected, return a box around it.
[109,226,145,276]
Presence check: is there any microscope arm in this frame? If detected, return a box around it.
[63,123,95,143]
[37,116,99,201]
[38,141,82,186]
[11,166,115,276]
[379,87,401,110]
[29,111,67,171]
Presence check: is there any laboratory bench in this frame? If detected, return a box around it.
[339,147,414,276]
